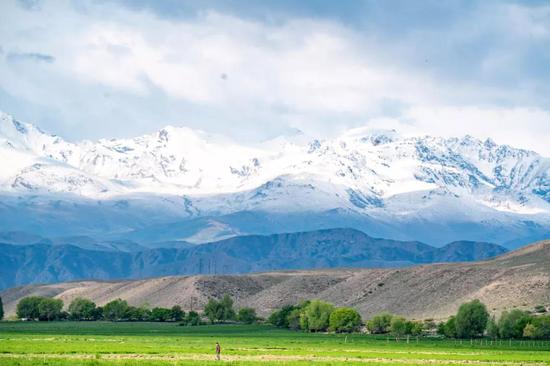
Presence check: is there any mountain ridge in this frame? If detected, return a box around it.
[1,239,547,320]
[0,110,549,246]
[0,228,507,290]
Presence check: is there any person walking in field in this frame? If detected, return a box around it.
[215,342,221,360]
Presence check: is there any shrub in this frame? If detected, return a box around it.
[329,307,362,333]
[237,307,258,324]
[300,300,335,332]
[455,299,489,338]
[366,312,393,334]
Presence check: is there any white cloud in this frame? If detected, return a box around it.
[0,0,548,156]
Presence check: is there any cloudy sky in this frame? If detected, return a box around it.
[0,0,549,155]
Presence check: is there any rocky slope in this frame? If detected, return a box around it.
[0,110,549,246]
[2,240,548,320]
[0,228,507,289]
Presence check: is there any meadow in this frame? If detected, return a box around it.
[0,322,549,365]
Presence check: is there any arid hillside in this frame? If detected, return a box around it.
[2,240,549,320]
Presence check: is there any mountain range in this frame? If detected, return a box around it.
[0,228,507,290]
[0,110,548,247]
[2,239,548,320]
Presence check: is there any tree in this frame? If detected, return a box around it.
[103,299,129,321]
[390,316,408,340]
[38,298,63,321]
[498,310,532,339]
[366,312,393,334]
[486,316,499,339]
[171,305,185,322]
[16,296,45,320]
[68,298,97,321]
[204,295,236,323]
[409,321,424,336]
[523,323,537,339]
[455,299,489,338]
[528,316,550,339]
[268,305,297,328]
[287,309,303,330]
[184,311,202,326]
[150,307,172,322]
[237,307,258,324]
[0,296,4,320]
[438,316,457,338]
[300,300,335,332]
[329,307,362,333]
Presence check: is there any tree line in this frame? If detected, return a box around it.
[5,294,550,339]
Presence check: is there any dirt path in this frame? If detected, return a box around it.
[1,353,547,365]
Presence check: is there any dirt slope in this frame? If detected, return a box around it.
[2,240,549,320]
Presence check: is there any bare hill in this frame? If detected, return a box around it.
[2,240,549,320]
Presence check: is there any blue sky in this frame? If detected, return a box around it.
[0,0,549,154]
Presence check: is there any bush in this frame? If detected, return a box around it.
[237,307,258,324]
[68,298,97,321]
[300,300,335,332]
[455,299,489,338]
[103,299,129,321]
[329,308,362,333]
[498,310,532,339]
[366,312,393,334]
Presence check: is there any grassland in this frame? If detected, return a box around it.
[0,322,549,365]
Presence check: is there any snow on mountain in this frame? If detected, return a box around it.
[0,110,548,245]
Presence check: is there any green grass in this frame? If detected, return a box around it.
[0,322,549,365]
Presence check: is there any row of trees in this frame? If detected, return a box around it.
[203,294,258,324]
[15,296,194,323]
[438,300,550,339]
[268,300,363,333]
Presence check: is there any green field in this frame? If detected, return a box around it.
[0,322,549,365]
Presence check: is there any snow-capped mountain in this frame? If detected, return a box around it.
[0,110,548,246]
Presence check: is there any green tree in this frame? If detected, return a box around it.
[366,312,393,334]
[150,307,172,322]
[68,298,97,321]
[184,311,202,326]
[409,321,424,336]
[523,323,537,339]
[268,305,297,328]
[329,307,362,333]
[390,316,408,339]
[126,305,151,321]
[287,309,303,330]
[300,300,335,332]
[486,316,499,339]
[529,315,550,339]
[0,296,4,320]
[103,299,129,321]
[38,298,63,321]
[237,307,258,324]
[220,294,236,321]
[204,295,236,323]
[171,305,185,322]
[438,316,457,338]
[16,296,44,320]
[498,310,532,339]
[455,299,489,338]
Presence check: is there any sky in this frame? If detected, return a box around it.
[0,0,549,155]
